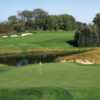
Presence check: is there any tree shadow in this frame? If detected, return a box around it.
[67,40,78,47]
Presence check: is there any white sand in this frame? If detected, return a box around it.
[10,34,18,37]
[75,59,94,64]
[1,36,8,38]
[21,33,32,37]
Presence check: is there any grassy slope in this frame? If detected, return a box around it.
[0,63,100,99]
[0,31,74,49]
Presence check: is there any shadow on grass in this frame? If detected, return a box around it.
[0,87,73,100]
[67,40,78,47]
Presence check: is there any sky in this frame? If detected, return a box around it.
[0,0,100,23]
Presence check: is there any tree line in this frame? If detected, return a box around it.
[0,8,76,34]
[74,13,100,47]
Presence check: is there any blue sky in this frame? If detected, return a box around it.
[0,0,100,23]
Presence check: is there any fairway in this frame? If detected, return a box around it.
[0,32,74,49]
[0,62,100,100]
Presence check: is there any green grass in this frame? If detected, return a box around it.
[0,31,74,49]
[0,64,12,72]
[0,62,100,99]
[0,31,89,57]
[0,31,99,99]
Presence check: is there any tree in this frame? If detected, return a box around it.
[0,8,77,33]
[8,16,18,24]
[74,13,100,47]
[20,10,33,22]
[46,15,59,31]
[0,22,14,34]
[93,13,100,45]
[16,10,33,31]
[8,15,25,33]
[74,23,99,47]
[93,13,100,33]
[58,15,76,31]
[33,9,48,30]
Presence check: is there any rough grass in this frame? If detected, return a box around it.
[0,63,100,99]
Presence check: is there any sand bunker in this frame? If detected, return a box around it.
[75,59,94,64]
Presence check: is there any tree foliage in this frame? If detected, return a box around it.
[74,13,100,47]
[0,8,76,34]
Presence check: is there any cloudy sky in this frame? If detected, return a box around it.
[0,0,100,23]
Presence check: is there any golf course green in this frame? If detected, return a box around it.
[0,31,99,100]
